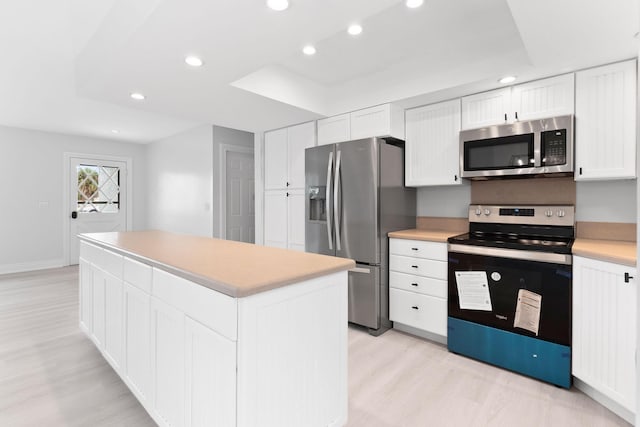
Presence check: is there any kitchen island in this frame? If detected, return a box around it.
[78,231,354,427]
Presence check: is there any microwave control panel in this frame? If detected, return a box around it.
[541,129,567,166]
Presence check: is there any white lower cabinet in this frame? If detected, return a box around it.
[123,282,152,404]
[151,297,186,427]
[185,318,236,427]
[79,242,347,427]
[103,271,123,370]
[91,267,106,348]
[389,238,448,337]
[573,255,636,416]
[79,258,93,333]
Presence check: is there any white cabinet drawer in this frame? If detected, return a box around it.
[389,255,447,280]
[124,257,152,294]
[389,239,446,261]
[390,288,447,336]
[153,269,237,341]
[99,249,123,280]
[80,241,103,264]
[389,271,446,298]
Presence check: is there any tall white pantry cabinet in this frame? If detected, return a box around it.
[263,121,315,251]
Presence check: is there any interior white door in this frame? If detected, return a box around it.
[225,151,255,243]
[69,157,127,264]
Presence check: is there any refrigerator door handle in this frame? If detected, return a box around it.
[325,151,334,250]
[334,149,342,251]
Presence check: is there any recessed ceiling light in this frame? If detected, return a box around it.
[111,129,119,134]
[303,45,316,55]
[130,92,145,101]
[267,0,289,11]
[406,0,424,8]
[499,75,517,84]
[185,55,204,67]
[348,24,363,36]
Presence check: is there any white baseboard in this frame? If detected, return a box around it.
[393,322,447,346]
[0,258,66,275]
[573,377,634,424]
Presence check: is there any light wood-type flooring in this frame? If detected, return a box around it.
[0,267,630,427]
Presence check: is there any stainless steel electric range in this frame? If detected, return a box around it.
[447,204,575,388]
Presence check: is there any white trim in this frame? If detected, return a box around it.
[218,144,254,240]
[254,133,265,245]
[0,258,66,275]
[63,152,133,265]
[574,378,634,425]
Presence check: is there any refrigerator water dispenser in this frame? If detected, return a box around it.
[308,186,326,221]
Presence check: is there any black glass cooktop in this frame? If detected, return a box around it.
[448,232,574,254]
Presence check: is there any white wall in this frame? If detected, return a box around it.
[146,124,254,238]
[416,185,471,218]
[576,180,637,223]
[0,125,146,274]
[146,125,214,237]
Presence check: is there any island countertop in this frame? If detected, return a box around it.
[79,230,355,298]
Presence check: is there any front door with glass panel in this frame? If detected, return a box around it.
[69,157,127,264]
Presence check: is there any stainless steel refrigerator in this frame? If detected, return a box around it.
[305,137,416,335]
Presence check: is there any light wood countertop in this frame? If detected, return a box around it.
[388,229,464,243]
[572,239,637,267]
[79,231,355,298]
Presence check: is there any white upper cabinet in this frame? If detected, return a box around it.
[575,60,637,180]
[317,103,404,145]
[264,121,316,190]
[350,104,405,141]
[511,74,575,121]
[317,113,350,146]
[461,87,511,130]
[461,74,575,130]
[405,99,462,186]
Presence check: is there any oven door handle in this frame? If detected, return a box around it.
[448,244,572,265]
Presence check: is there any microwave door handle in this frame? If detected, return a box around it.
[326,151,334,250]
[533,132,542,168]
[334,149,342,251]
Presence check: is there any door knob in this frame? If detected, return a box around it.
[71,211,78,219]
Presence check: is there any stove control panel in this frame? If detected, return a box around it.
[469,204,575,227]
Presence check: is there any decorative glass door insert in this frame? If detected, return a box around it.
[77,164,120,213]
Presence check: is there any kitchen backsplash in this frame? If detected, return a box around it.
[417,177,636,224]
[470,177,575,205]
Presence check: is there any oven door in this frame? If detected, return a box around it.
[447,245,571,346]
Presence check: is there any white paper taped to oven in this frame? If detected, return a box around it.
[455,271,492,311]
[513,289,542,335]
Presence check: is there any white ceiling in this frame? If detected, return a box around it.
[1,0,638,143]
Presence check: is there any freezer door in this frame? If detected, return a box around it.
[305,144,335,256]
[334,138,380,264]
[348,264,381,329]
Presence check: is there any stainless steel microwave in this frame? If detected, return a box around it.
[460,115,574,179]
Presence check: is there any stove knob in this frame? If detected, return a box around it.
[475,207,482,216]
[545,209,553,217]
[557,209,566,218]
[484,208,491,216]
